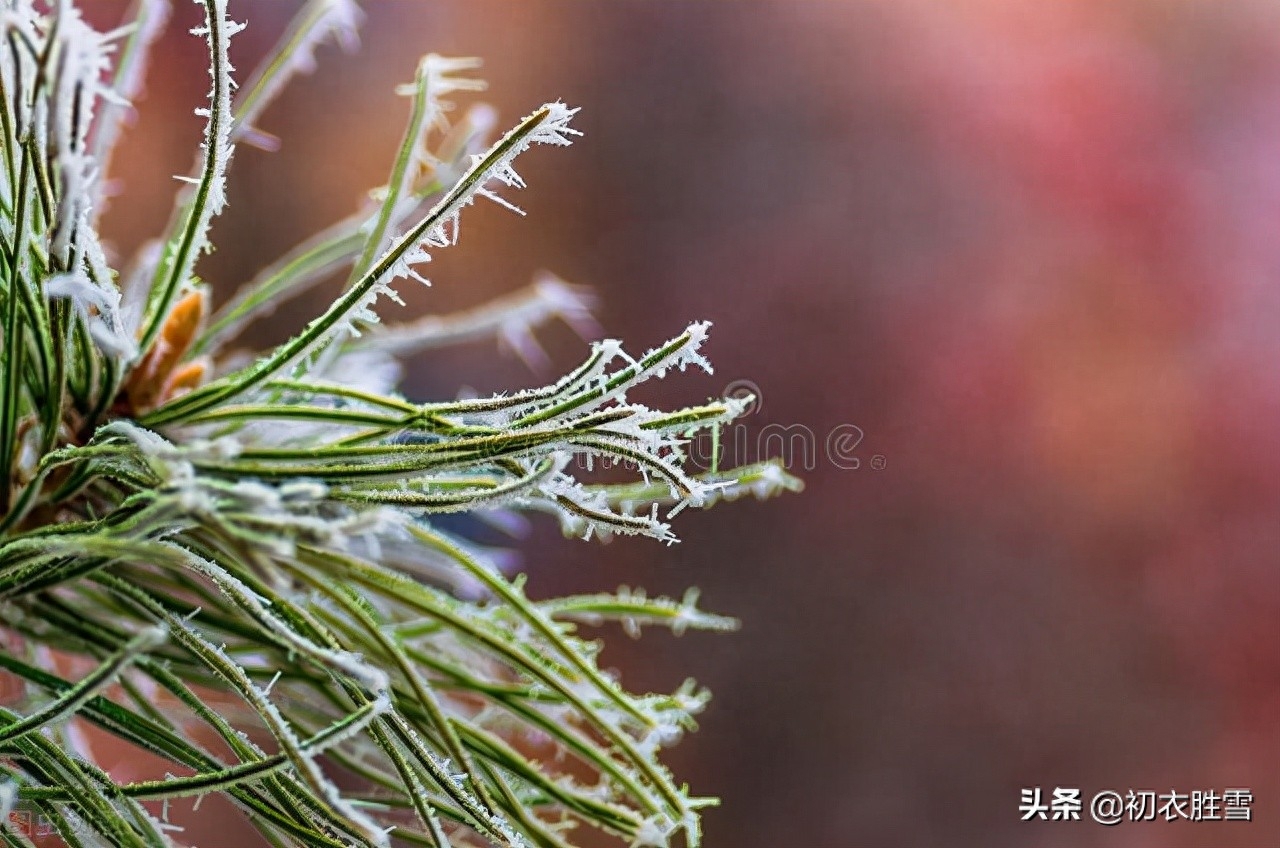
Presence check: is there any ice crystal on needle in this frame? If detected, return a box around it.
[0,2,800,846]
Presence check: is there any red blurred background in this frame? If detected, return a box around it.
[88,1,1280,846]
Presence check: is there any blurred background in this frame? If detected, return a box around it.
[91,1,1279,846]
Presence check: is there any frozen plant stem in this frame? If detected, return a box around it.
[0,2,801,847]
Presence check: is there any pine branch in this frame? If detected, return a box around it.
[0,4,801,846]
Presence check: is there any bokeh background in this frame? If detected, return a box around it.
[89,1,1280,846]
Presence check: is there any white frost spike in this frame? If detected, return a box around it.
[342,102,580,341]
[680,461,802,512]
[666,320,714,376]
[541,475,678,544]
[630,815,677,848]
[46,273,138,360]
[178,1,239,218]
[205,10,241,217]
[44,5,119,268]
[467,102,582,218]
[139,0,239,355]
